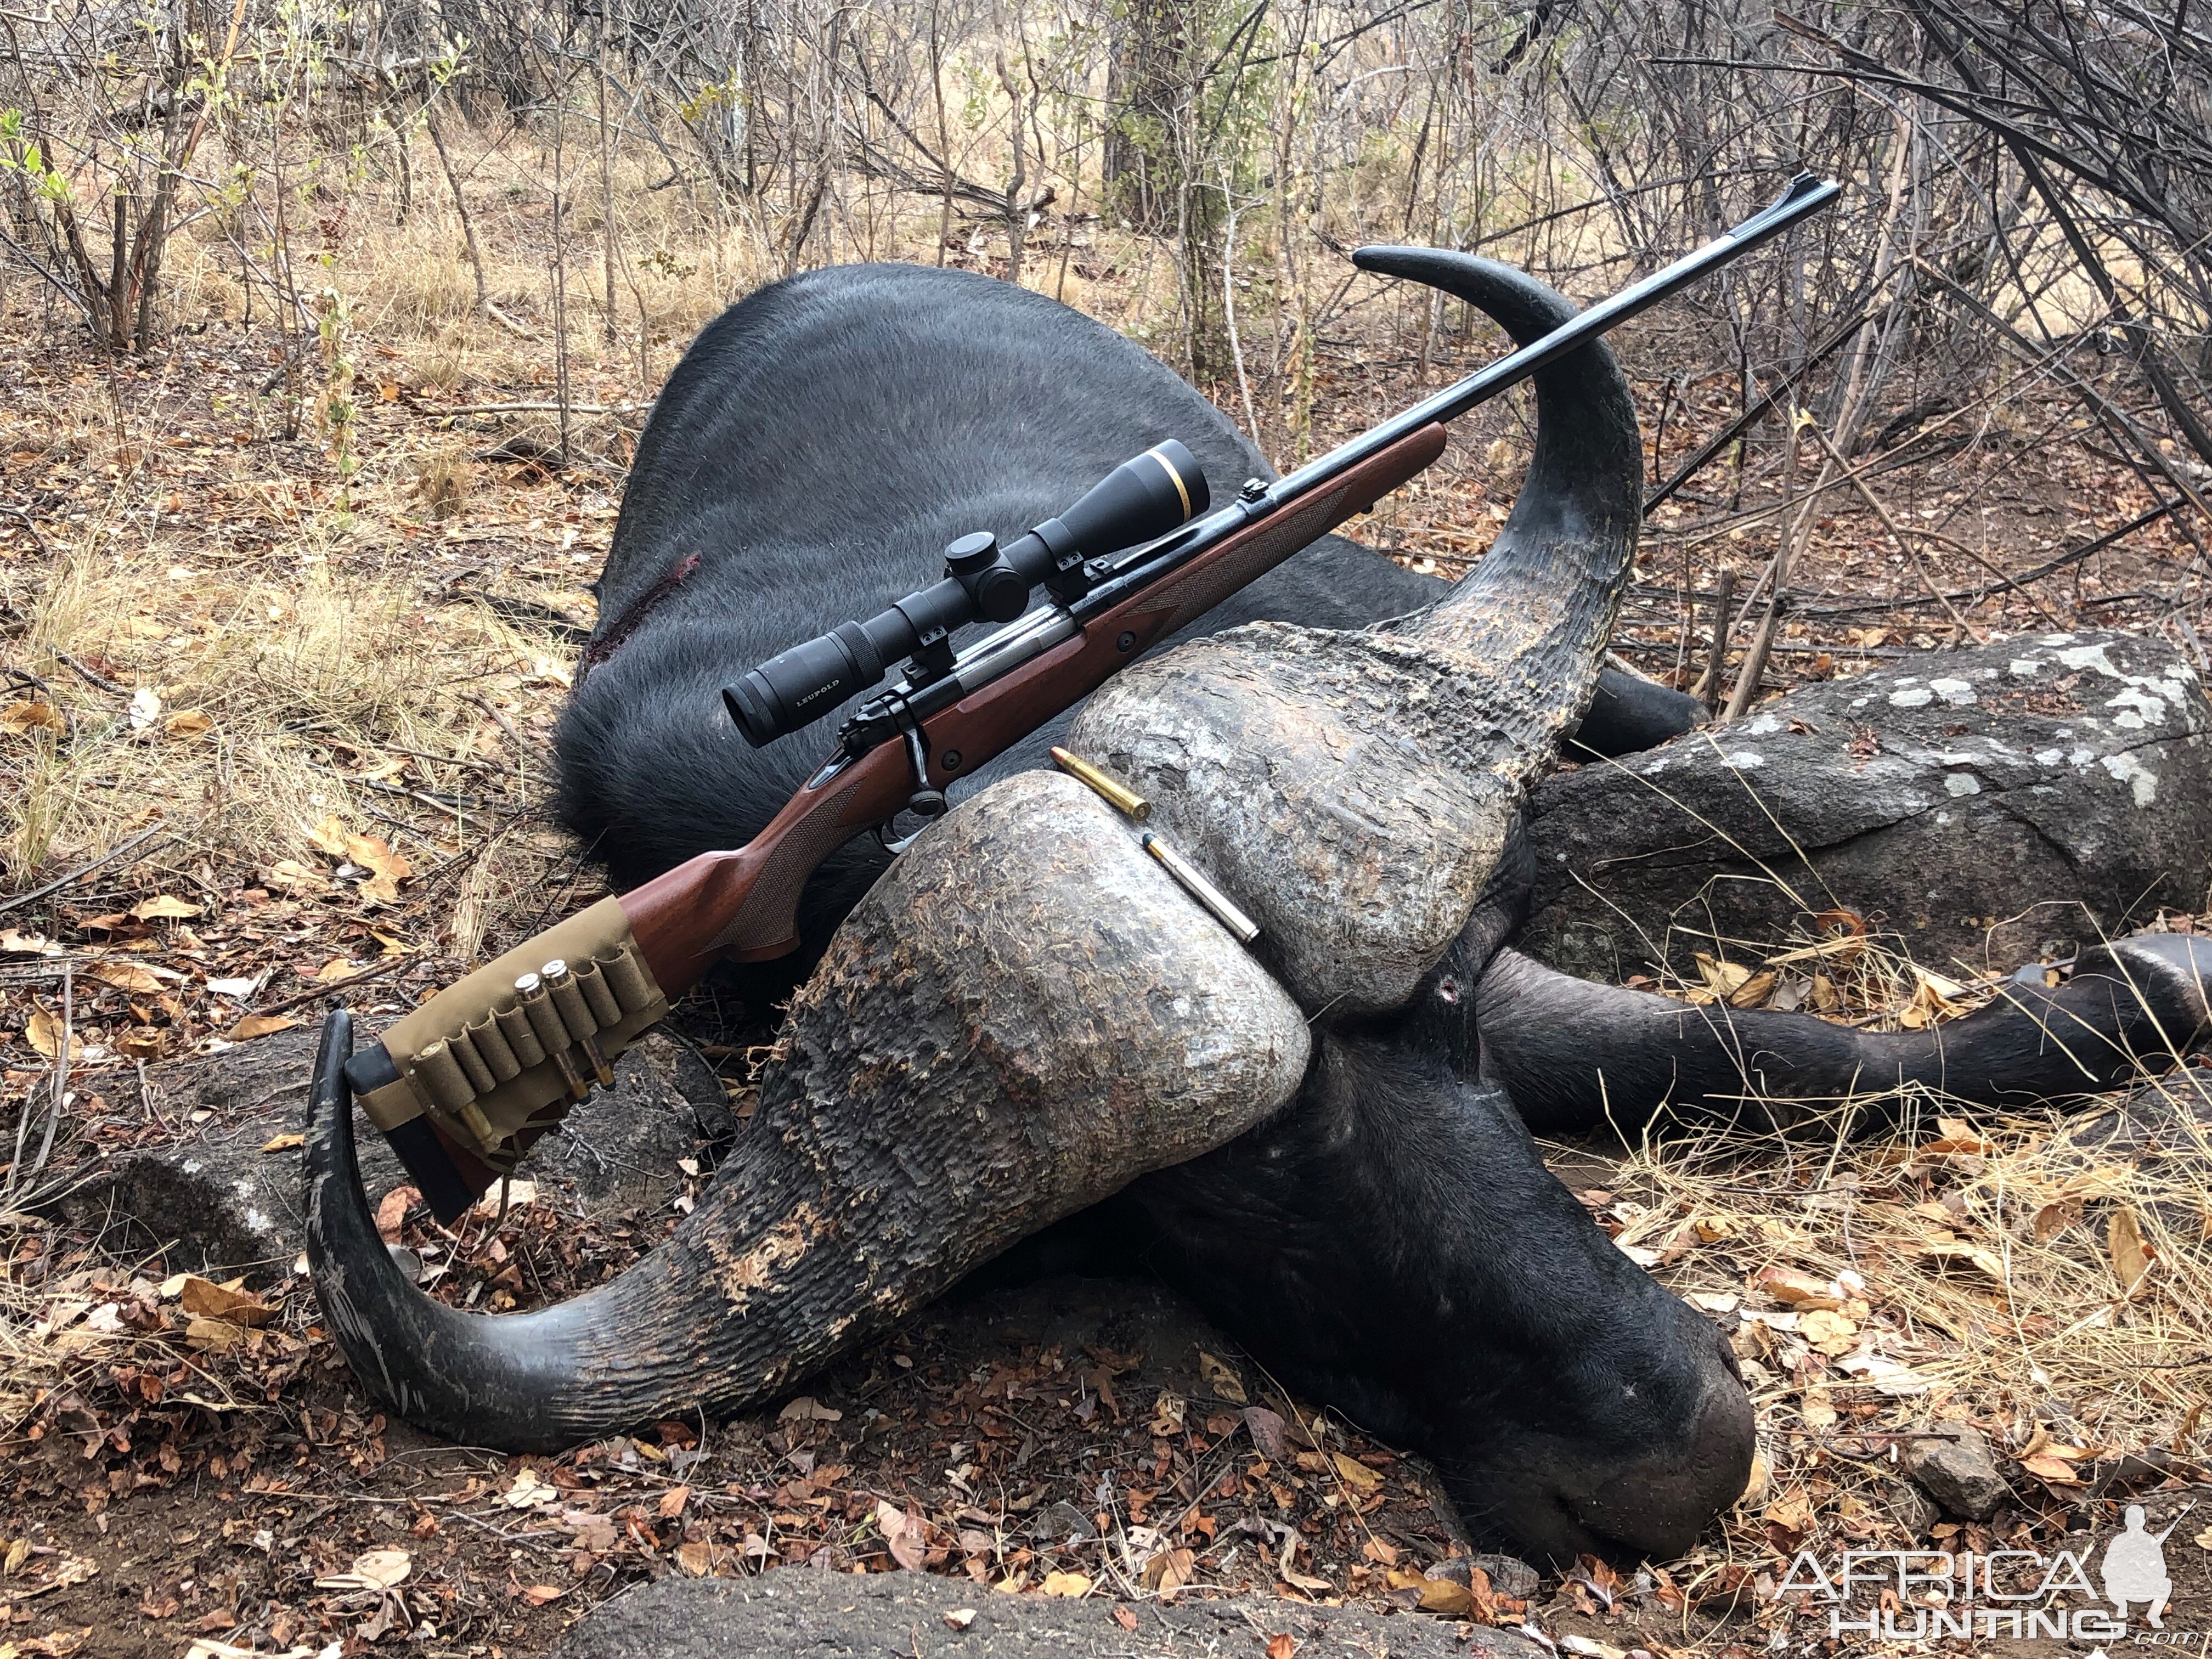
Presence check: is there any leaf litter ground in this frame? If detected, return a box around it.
[4,233,2212,1657]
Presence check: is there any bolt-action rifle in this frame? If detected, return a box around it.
[340,176,1841,1221]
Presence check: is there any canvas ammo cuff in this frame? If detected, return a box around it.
[345,895,669,1157]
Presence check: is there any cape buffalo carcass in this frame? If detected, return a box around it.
[306,256,2212,1566]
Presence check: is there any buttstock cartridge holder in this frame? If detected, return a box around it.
[341,895,669,1220]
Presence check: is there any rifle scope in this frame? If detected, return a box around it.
[723,440,1208,747]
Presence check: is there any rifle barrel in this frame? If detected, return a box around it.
[1265,173,1842,509]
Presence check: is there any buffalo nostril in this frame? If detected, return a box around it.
[1575,1372,1756,1560]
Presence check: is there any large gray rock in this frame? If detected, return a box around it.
[55,1025,730,1277]
[549,1567,1544,1658]
[1521,631,2212,981]
[1899,1424,2012,1520]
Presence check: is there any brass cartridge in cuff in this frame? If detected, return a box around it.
[515,972,589,1102]
[543,958,614,1086]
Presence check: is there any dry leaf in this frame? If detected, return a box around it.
[1763,1488,1815,1535]
[315,1548,411,1590]
[1150,1391,1187,1436]
[128,686,162,730]
[259,1132,304,1153]
[1798,1309,1859,1356]
[1142,1548,1194,1593]
[777,1395,842,1423]
[1267,1635,1298,1659]
[1727,968,1778,1008]
[26,1006,61,1056]
[1330,1451,1382,1491]
[183,1317,247,1352]
[2018,1453,2084,1485]
[1041,1570,1092,1598]
[505,1468,556,1509]
[266,859,328,893]
[657,1485,690,1519]
[1694,953,1752,1003]
[1833,1351,1931,1395]
[1196,1349,1248,1404]
[1922,1116,1995,1156]
[0,697,66,735]
[374,1186,420,1243]
[130,894,201,921]
[2108,1207,2156,1298]
[90,961,166,994]
[1111,1606,1139,1632]
[307,814,354,860]
[519,1584,566,1606]
[944,1607,978,1630]
[1754,1266,1844,1308]
[1417,1578,1474,1616]
[178,1276,272,1327]
[874,1499,926,1571]
[471,1178,538,1217]
[0,928,60,955]
[224,1012,299,1041]
[162,709,213,740]
[674,1540,712,1577]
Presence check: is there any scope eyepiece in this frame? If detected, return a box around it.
[723,439,1210,748]
[723,619,887,746]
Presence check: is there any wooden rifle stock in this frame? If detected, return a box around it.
[620,420,1449,1002]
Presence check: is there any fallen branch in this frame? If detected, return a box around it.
[249,958,405,1018]
[0,825,171,917]
[424,399,650,417]
[54,650,127,695]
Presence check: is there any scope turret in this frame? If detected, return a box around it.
[723,441,1207,747]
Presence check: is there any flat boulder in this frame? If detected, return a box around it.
[1520,631,2211,981]
[54,1025,729,1277]
[549,1566,1543,1659]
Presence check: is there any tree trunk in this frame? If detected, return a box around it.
[1102,0,1186,230]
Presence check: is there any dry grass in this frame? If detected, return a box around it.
[1590,1062,2210,1602]
[5,543,562,897]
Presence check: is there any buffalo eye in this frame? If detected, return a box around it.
[1435,975,1461,1005]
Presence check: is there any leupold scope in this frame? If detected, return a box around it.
[723,440,1209,746]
